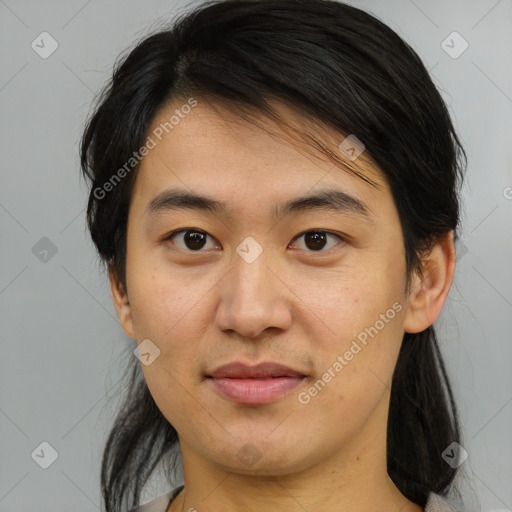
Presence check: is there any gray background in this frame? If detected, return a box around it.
[1,0,511,510]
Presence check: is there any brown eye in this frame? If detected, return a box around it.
[290,231,343,252]
[166,229,219,251]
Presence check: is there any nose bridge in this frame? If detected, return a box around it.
[234,246,268,295]
[215,244,291,337]
[228,248,272,315]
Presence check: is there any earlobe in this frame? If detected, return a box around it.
[403,231,456,334]
[109,265,135,339]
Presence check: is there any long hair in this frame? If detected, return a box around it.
[79,1,466,510]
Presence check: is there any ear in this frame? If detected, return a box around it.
[403,231,456,334]
[109,264,135,339]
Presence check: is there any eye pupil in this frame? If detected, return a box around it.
[175,230,335,252]
[305,232,327,251]
[185,230,207,250]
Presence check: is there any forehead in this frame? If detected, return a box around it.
[132,97,391,219]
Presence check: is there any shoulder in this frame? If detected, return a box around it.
[129,484,184,512]
[425,492,461,512]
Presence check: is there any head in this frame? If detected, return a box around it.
[80,1,465,511]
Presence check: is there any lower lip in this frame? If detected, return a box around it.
[208,376,306,405]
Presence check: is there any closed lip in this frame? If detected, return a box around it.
[207,362,307,379]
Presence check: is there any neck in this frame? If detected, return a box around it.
[169,396,422,512]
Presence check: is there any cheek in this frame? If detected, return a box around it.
[127,262,212,340]
[289,262,398,332]
[128,267,216,395]
[291,262,405,399]
[298,312,404,443]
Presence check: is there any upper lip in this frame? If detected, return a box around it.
[207,362,307,379]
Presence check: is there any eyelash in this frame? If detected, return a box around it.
[163,228,346,253]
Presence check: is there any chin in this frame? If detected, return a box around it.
[209,440,316,477]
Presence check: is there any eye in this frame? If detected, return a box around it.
[164,229,344,253]
[289,230,344,252]
[165,229,220,251]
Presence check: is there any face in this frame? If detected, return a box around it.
[112,97,431,477]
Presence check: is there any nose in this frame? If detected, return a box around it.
[215,250,293,339]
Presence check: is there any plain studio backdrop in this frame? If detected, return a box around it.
[0,0,511,511]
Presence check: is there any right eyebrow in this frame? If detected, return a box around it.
[146,189,227,217]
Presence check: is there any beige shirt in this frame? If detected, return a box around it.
[131,484,459,512]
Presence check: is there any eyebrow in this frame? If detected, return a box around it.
[146,187,374,223]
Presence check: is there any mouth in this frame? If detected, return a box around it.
[206,361,308,405]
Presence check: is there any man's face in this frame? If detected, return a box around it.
[117,98,412,475]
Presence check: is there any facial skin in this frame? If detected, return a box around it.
[110,97,456,512]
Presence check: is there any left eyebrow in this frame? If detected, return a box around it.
[274,188,373,223]
[145,187,375,224]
